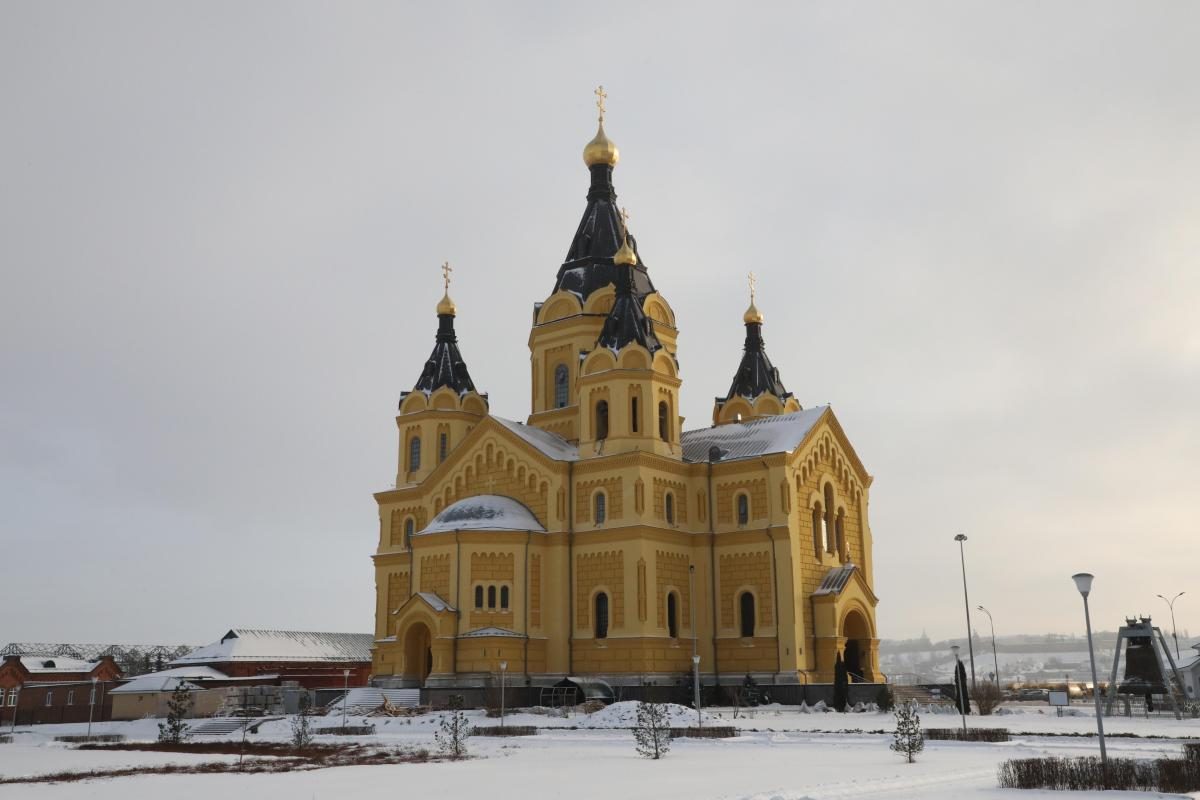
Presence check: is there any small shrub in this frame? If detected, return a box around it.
[633,702,671,760]
[435,696,470,759]
[971,681,1003,716]
[997,756,1200,792]
[926,727,1010,742]
[890,701,923,763]
[580,699,606,714]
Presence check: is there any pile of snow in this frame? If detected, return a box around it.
[576,701,708,728]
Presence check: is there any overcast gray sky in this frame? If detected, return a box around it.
[3,2,1197,648]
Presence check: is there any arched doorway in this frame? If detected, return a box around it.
[842,609,872,682]
[404,622,433,686]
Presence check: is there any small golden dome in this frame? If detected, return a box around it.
[583,121,619,167]
[743,301,763,325]
[437,291,457,316]
[614,236,637,266]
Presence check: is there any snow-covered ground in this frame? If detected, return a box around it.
[2,704,1197,799]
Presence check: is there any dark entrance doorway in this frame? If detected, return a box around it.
[404,622,433,686]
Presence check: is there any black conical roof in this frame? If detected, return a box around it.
[400,313,483,408]
[551,164,656,301]
[718,321,793,405]
[596,264,661,354]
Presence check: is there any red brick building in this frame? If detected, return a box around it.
[168,629,372,689]
[0,654,122,726]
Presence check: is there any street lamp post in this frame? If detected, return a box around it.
[499,661,508,729]
[951,645,967,734]
[977,605,1000,691]
[1072,573,1108,775]
[1156,592,1185,660]
[954,534,977,690]
[690,565,701,728]
[86,677,98,740]
[341,669,351,731]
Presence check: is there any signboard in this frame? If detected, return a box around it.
[1048,691,1069,707]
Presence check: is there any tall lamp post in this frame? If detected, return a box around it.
[341,668,351,731]
[499,660,508,729]
[1156,592,1185,660]
[690,565,701,728]
[954,534,977,689]
[977,605,1001,691]
[86,677,98,740]
[1072,573,1107,774]
[951,645,967,734]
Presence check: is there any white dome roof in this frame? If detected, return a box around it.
[420,495,545,535]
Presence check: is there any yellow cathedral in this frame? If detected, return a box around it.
[371,92,880,695]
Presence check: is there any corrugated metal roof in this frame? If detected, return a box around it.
[419,495,546,535]
[493,417,580,461]
[681,406,828,463]
[813,564,858,596]
[169,629,373,666]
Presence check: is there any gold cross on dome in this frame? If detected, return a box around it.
[748,271,757,303]
[594,85,608,123]
[441,261,453,292]
[619,206,631,235]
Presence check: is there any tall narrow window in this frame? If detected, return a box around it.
[836,509,847,561]
[475,585,484,609]
[658,401,669,440]
[594,592,610,639]
[487,585,497,609]
[737,494,749,525]
[595,400,609,439]
[739,592,756,637]
[554,364,569,408]
[404,518,414,549]
[631,396,639,433]
[665,492,675,524]
[812,503,824,559]
[409,436,421,472]
[66,690,75,706]
[594,491,607,524]
[824,484,836,553]
[500,585,510,609]
[6,689,15,706]
[45,691,53,707]
[438,432,449,463]
[667,592,679,638]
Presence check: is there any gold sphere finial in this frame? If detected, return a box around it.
[744,271,763,324]
[614,206,637,266]
[583,85,619,167]
[437,260,457,316]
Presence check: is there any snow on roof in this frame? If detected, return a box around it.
[681,406,828,463]
[419,495,546,535]
[493,417,579,461]
[17,656,97,673]
[168,629,373,666]
[109,666,229,694]
[813,564,858,596]
[415,592,455,612]
[459,626,523,639]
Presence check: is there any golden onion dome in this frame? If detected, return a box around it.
[614,236,637,266]
[743,301,764,325]
[437,291,457,316]
[583,121,619,167]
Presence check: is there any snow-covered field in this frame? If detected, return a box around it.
[2,704,1197,799]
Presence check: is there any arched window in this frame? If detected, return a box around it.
[500,585,510,609]
[667,592,679,638]
[404,518,414,549]
[665,492,675,524]
[836,508,847,562]
[554,364,569,408]
[474,585,484,609]
[487,585,497,609]
[824,484,836,553]
[438,432,449,463]
[658,401,669,440]
[812,503,824,559]
[594,592,609,639]
[595,400,609,440]
[408,436,421,472]
[630,396,639,433]
[737,493,749,525]
[739,592,756,637]
[594,491,607,524]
